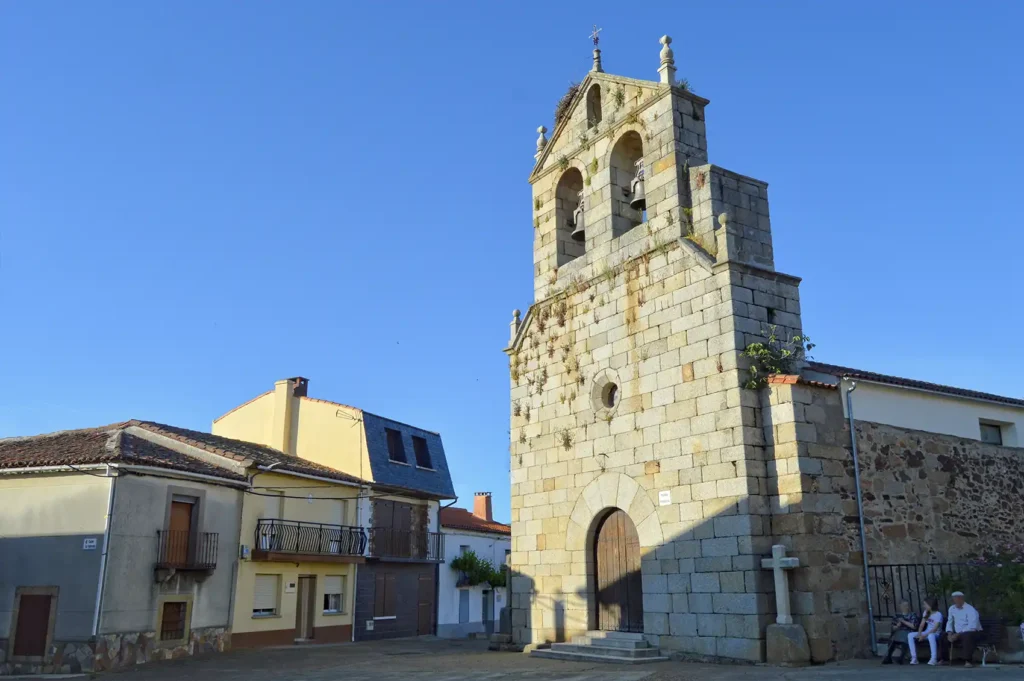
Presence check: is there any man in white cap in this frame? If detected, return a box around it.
[940,591,982,666]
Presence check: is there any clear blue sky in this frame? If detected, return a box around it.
[2,2,1022,521]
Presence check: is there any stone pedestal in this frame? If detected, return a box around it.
[766,623,811,666]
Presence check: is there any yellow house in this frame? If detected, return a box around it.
[214,378,457,642]
[232,468,364,648]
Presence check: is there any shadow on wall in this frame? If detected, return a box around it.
[509,492,877,663]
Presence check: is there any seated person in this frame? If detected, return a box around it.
[882,600,920,664]
[940,591,982,667]
[909,598,943,665]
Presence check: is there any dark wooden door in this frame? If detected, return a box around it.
[416,572,433,635]
[167,500,193,565]
[594,509,643,633]
[13,595,52,656]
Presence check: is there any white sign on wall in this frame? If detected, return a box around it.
[658,490,671,506]
[366,620,375,631]
[285,582,297,593]
[82,538,97,550]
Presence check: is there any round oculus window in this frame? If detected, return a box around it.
[601,382,619,409]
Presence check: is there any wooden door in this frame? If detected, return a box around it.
[13,594,52,657]
[416,572,433,635]
[167,500,193,566]
[594,509,643,633]
[295,576,316,640]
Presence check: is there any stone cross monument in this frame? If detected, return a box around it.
[761,544,810,665]
[761,544,799,624]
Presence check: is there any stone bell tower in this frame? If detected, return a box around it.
[505,34,807,661]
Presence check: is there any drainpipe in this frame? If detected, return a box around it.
[92,465,118,637]
[844,380,877,654]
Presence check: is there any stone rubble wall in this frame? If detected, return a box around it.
[763,381,1024,661]
[0,627,229,675]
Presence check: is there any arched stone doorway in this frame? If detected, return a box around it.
[593,508,643,633]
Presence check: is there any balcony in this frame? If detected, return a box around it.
[252,519,367,564]
[367,528,444,563]
[155,530,218,581]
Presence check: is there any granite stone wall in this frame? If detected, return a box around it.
[0,627,229,675]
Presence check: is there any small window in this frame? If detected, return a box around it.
[505,549,511,566]
[385,428,406,463]
[460,544,470,555]
[980,422,1003,446]
[586,84,602,128]
[253,574,280,617]
[159,601,187,641]
[323,575,345,613]
[412,436,432,468]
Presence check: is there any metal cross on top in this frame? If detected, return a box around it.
[590,25,602,47]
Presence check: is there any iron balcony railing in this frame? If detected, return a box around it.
[368,527,444,562]
[254,518,367,557]
[868,562,968,620]
[156,530,219,569]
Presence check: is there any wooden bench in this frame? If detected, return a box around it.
[946,618,1006,666]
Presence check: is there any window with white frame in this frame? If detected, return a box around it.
[323,575,345,614]
[980,421,1003,446]
[252,574,280,617]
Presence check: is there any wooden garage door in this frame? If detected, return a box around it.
[594,509,643,633]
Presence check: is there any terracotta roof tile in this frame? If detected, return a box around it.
[439,507,511,536]
[0,423,245,481]
[806,361,1024,407]
[133,421,367,486]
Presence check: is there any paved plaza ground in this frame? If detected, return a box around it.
[90,638,1024,681]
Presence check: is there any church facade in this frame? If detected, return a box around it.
[505,37,1024,662]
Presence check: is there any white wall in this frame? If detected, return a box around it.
[436,528,511,638]
[839,381,1023,446]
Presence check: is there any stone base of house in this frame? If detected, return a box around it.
[0,627,229,675]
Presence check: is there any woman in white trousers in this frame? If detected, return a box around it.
[909,598,943,665]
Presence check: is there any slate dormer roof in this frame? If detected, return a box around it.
[360,411,455,500]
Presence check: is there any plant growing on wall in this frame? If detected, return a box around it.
[558,428,575,451]
[929,545,1024,623]
[613,86,625,109]
[450,550,507,588]
[557,155,570,172]
[741,324,815,389]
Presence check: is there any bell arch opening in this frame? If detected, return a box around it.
[609,131,645,238]
[555,168,585,266]
[586,84,602,128]
[588,507,644,633]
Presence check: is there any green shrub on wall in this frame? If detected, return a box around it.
[930,545,1024,623]
[450,549,507,588]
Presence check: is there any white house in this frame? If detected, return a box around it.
[436,493,511,638]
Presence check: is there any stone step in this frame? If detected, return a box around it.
[530,648,669,665]
[551,643,660,658]
[570,635,648,649]
[583,630,646,641]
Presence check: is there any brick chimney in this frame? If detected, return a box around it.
[473,492,493,522]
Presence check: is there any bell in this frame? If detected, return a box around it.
[570,201,586,242]
[629,175,646,211]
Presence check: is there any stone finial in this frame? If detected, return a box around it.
[717,212,729,229]
[592,48,603,73]
[510,309,522,344]
[658,35,676,86]
[535,126,548,160]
